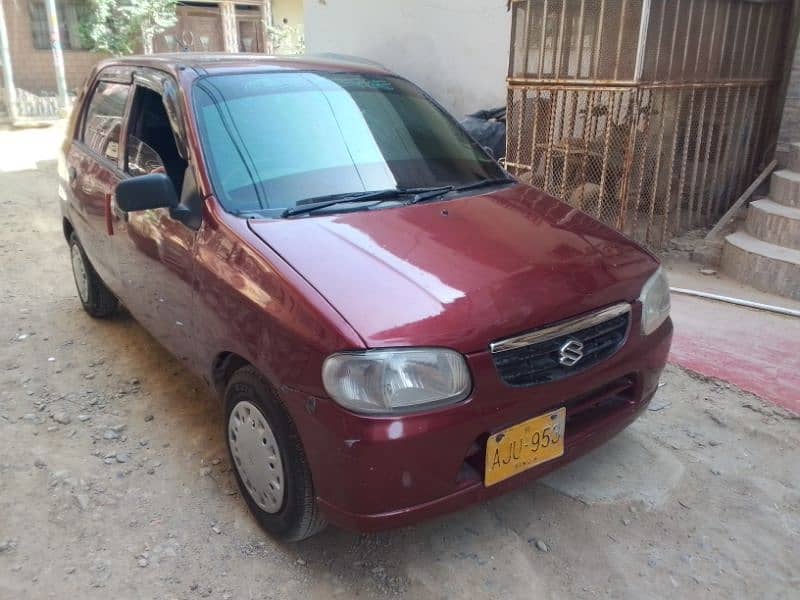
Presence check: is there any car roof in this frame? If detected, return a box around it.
[97,52,393,77]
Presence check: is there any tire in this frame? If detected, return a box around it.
[69,232,118,318]
[225,366,326,542]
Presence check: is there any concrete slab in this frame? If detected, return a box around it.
[542,429,684,508]
[669,293,800,413]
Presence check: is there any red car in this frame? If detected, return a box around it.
[60,54,672,541]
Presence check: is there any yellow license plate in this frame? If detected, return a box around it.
[484,407,566,487]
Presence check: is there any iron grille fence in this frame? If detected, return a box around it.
[506,0,789,248]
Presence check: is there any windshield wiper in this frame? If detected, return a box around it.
[281,186,454,218]
[405,178,516,206]
[452,177,516,193]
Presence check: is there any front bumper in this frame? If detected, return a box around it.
[289,314,673,533]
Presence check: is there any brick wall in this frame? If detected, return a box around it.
[1,0,102,95]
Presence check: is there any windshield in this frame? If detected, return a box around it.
[192,71,506,215]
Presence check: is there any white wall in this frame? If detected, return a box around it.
[302,0,511,118]
[272,0,304,29]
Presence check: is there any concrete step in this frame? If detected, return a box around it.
[721,232,800,300]
[745,198,800,250]
[769,169,800,207]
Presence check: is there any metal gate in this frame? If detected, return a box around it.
[505,0,789,248]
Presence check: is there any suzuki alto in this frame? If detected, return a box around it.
[60,54,672,541]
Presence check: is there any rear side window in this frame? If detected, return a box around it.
[82,81,130,162]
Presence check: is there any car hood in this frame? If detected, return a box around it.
[248,184,658,353]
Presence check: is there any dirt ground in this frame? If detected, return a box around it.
[1,123,798,600]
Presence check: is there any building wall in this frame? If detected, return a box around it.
[2,0,101,94]
[778,26,800,155]
[272,0,303,28]
[302,0,511,118]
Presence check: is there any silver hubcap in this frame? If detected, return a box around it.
[228,400,285,513]
[70,243,89,304]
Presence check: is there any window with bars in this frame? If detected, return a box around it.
[29,0,89,50]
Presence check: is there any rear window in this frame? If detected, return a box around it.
[82,81,130,162]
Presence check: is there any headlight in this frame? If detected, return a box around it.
[322,348,471,414]
[639,267,671,335]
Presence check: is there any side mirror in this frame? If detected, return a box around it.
[115,173,178,212]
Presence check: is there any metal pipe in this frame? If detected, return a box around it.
[593,0,607,79]
[554,0,568,79]
[520,0,533,76]
[543,88,559,193]
[662,87,684,245]
[576,88,598,209]
[528,88,542,176]
[709,86,732,218]
[613,0,629,80]
[699,86,720,223]
[645,89,668,243]
[727,1,743,79]
[731,87,755,195]
[514,89,526,167]
[634,0,652,81]
[652,0,668,81]
[693,0,708,79]
[759,7,775,78]
[680,0,695,81]
[596,90,617,219]
[717,0,732,79]
[538,0,549,78]
[575,0,587,79]
[687,87,708,227]
[506,78,775,89]
[738,3,754,79]
[667,0,683,80]
[749,3,764,78]
[675,89,696,230]
[704,0,720,82]
[670,288,800,318]
[559,91,578,199]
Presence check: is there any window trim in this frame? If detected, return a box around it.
[120,69,187,179]
[78,77,134,170]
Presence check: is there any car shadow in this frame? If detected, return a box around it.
[87,312,665,597]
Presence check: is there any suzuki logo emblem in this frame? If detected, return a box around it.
[558,339,584,367]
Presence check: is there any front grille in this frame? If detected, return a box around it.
[490,304,631,387]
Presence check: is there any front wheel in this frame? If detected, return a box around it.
[69,232,118,318]
[225,366,326,542]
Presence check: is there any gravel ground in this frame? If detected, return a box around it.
[0,124,798,599]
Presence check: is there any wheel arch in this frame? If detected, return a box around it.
[211,351,253,396]
[63,217,75,243]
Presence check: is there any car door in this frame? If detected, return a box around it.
[65,72,133,293]
[110,72,199,365]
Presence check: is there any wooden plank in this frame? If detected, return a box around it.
[705,159,777,241]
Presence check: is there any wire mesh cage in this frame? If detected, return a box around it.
[506,0,789,249]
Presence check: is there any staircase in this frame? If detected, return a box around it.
[721,146,800,300]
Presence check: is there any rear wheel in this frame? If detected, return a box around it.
[69,232,118,318]
[225,366,326,542]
